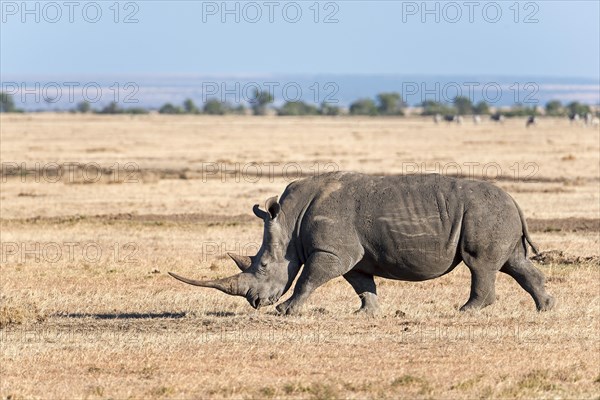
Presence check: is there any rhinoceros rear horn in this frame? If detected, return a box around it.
[168,271,249,297]
[227,252,253,271]
[253,204,269,220]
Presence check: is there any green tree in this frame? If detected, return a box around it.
[420,100,455,116]
[231,104,247,115]
[545,100,563,116]
[100,101,122,114]
[0,91,16,112]
[124,107,149,114]
[349,98,378,116]
[250,89,273,115]
[566,101,591,116]
[183,98,198,114]
[278,101,319,116]
[319,102,341,116]
[472,101,490,115]
[453,96,473,115]
[76,100,91,113]
[501,104,537,117]
[376,92,405,115]
[158,103,183,114]
[203,99,230,115]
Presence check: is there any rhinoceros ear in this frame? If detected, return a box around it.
[265,196,280,219]
[253,196,280,220]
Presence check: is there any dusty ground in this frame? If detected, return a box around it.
[0,114,599,399]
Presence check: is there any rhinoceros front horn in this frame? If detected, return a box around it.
[227,252,253,271]
[168,271,250,297]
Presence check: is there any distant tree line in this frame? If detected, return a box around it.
[0,91,596,118]
[419,97,595,118]
[544,100,592,117]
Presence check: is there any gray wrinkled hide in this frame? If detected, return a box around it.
[171,172,555,315]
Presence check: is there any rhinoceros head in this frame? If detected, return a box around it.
[169,196,301,309]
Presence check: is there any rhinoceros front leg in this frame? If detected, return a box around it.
[276,251,349,316]
[343,270,379,316]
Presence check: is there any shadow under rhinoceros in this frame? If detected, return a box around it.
[58,312,187,320]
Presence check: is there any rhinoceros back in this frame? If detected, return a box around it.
[292,172,502,281]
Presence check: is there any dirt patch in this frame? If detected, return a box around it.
[3,215,598,234]
[3,164,597,186]
[528,218,600,233]
[397,172,595,185]
[500,185,573,194]
[2,213,256,227]
[532,250,599,266]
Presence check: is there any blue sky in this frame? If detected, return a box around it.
[2,1,599,78]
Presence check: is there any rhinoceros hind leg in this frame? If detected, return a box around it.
[276,251,354,316]
[501,253,555,311]
[460,268,498,311]
[343,270,379,316]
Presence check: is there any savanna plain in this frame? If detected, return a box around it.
[0,114,599,399]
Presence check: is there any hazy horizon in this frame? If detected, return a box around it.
[2,73,598,111]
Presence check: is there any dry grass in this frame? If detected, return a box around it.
[0,296,46,328]
[0,114,599,399]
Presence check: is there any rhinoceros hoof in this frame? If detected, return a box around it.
[354,306,379,318]
[537,296,556,312]
[276,300,301,316]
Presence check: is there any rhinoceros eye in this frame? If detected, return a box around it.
[256,260,268,276]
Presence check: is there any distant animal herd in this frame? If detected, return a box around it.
[434,112,599,128]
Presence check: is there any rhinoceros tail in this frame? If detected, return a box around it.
[511,197,540,257]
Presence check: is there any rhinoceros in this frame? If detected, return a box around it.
[170,172,555,315]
